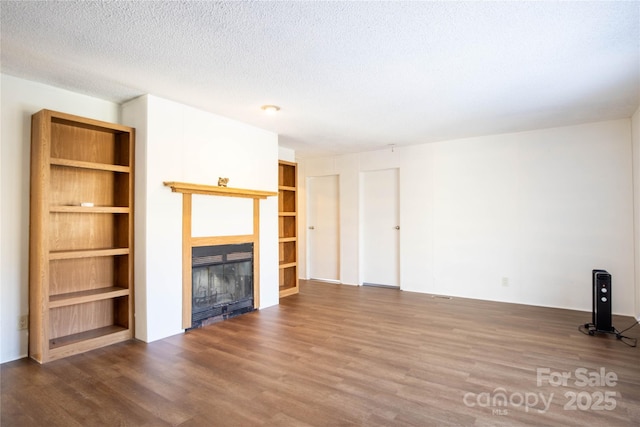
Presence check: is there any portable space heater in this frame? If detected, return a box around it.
[592,269,613,332]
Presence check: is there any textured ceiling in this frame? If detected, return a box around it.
[1,1,639,158]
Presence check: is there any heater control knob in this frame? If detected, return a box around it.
[601,297,607,303]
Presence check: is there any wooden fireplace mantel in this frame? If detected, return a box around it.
[164,181,277,329]
[164,181,277,199]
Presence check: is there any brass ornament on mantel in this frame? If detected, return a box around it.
[218,177,229,187]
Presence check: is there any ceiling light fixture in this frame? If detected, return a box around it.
[261,104,280,114]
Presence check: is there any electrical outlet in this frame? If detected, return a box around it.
[501,277,509,287]
[18,315,28,331]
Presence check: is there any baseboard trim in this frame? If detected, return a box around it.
[362,282,400,289]
[308,278,341,284]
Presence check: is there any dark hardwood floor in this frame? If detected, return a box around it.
[2,280,640,426]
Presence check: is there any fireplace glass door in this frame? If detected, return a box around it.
[191,243,253,327]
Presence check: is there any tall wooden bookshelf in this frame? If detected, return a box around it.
[29,109,135,363]
[278,161,299,297]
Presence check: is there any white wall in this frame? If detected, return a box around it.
[122,95,279,343]
[1,74,120,363]
[279,146,296,163]
[632,106,640,320]
[300,119,635,316]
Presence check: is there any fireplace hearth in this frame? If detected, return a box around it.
[191,243,254,328]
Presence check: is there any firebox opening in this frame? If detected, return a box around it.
[190,243,254,329]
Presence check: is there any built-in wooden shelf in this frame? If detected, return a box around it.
[49,325,129,351]
[278,161,299,298]
[49,248,130,260]
[279,288,298,298]
[50,206,130,213]
[49,287,130,308]
[29,109,135,363]
[51,158,130,173]
[279,261,297,269]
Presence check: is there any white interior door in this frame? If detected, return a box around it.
[307,175,340,281]
[360,168,400,287]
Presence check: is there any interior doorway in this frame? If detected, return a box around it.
[307,175,340,282]
[360,168,400,288]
